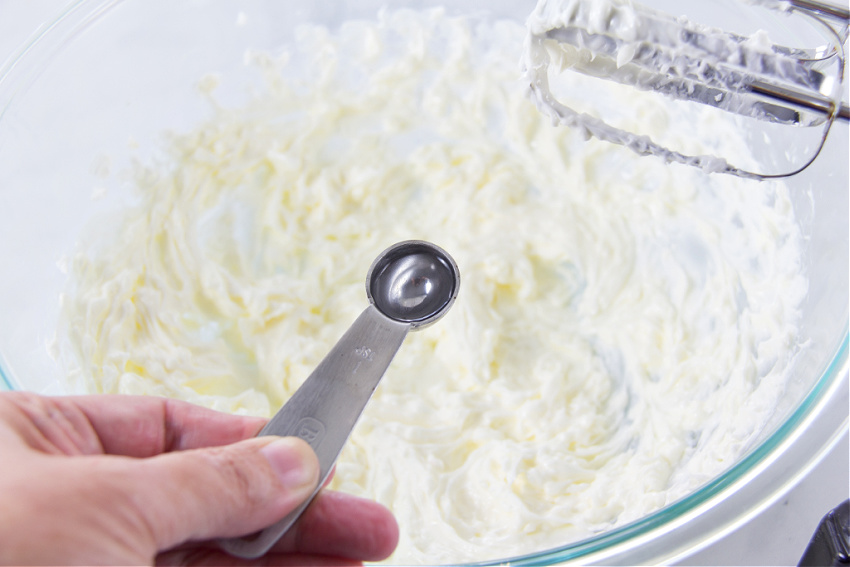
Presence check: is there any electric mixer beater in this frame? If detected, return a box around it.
[523,0,849,179]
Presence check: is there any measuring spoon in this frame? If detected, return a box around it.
[219,240,460,559]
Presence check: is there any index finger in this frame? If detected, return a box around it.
[68,395,267,457]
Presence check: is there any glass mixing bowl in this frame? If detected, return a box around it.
[0,0,847,564]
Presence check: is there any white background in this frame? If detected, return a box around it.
[1,1,847,565]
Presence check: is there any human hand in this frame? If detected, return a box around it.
[0,392,398,565]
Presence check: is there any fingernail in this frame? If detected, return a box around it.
[260,437,319,492]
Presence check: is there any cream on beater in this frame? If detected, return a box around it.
[522,0,841,178]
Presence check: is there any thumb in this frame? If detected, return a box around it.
[125,436,320,551]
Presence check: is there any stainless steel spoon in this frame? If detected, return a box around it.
[218,240,460,559]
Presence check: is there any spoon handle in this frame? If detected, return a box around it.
[218,305,409,559]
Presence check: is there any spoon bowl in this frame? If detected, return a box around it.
[367,240,460,328]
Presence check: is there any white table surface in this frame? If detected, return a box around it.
[2,2,848,565]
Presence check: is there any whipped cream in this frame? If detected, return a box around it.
[59,8,806,563]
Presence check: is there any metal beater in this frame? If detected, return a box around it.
[523,0,849,179]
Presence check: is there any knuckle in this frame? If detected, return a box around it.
[204,444,273,510]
